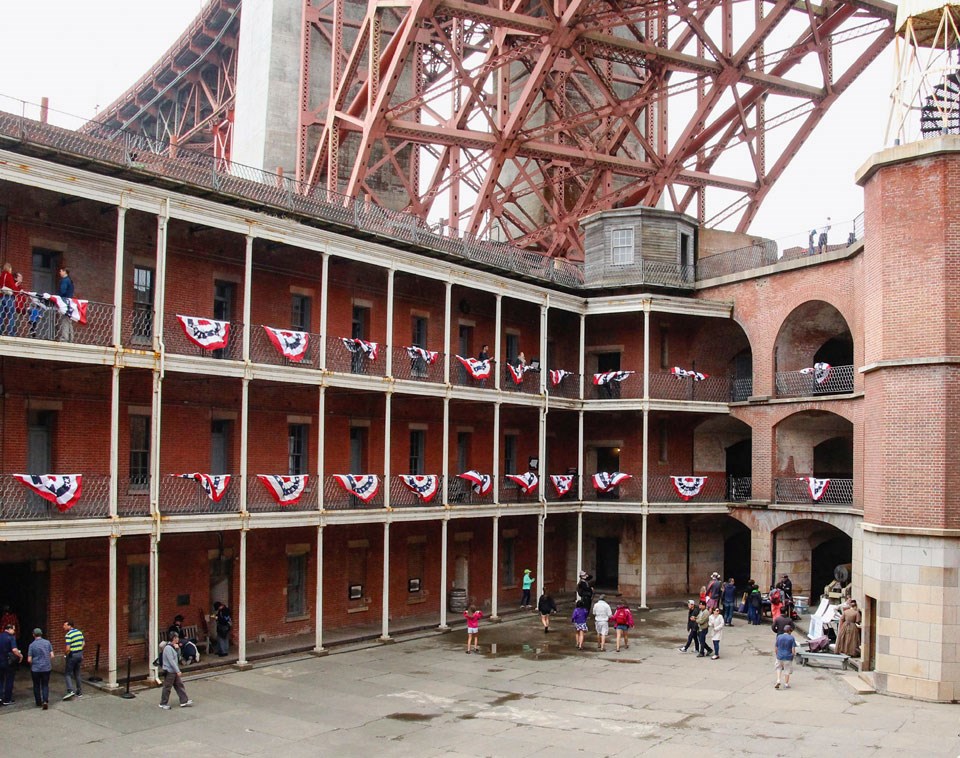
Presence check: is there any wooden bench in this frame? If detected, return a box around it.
[796,650,850,669]
[159,624,210,654]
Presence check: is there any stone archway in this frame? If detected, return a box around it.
[772,519,852,602]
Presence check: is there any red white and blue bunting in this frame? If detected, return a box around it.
[333,474,380,503]
[177,315,230,350]
[671,366,709,381]
[39,294,88,324]
[507,363,532,385]
[404,346,439,365]
[341,337,379,361]
[257,474,309,505]
[263,326,310,362]
[800,362,832,385]
[671,476,708,500]
[174,473,231,502]
[505,472,539,494]
[800,477,830,501]
[593,371,634,385]
[458,470,493,495]
[550,369,573,387]
[13,474,83,512]
[456,355,491,380]
[593,472,632,493]
[550,474,575,497]
[398,474,440,503]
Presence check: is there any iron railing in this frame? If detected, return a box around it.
[249,326,322,369]
[163,314,243,361]
[502,367,543,395]
[118,476,151,516]
[728,477,753,502]
[647,475,729,503]
[452,360,496,389]
[586,475,642,502]
[730,377,753,402]
[323,476,385,509]
[0,298,113,346]
[121,305,155,349]
[325,337,387,377]
[589,372,642,400]
[447,476,495,506]
[649,372,731,402]
[391,347,445,383]
[158,475,241,514]
[775,365,854,398]
[0,474,110,520]
[548,373,581,400]
[246,475,319,512]
[775,477,854,505]
[544,475,580,502]
[389,476,445,508]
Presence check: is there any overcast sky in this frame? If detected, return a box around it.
[0,0,893,246]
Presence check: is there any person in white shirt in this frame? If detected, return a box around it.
[592,595,613,652]
[709,606,725,659]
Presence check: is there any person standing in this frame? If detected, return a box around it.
[0,262,17,336]
[576,571,594,609]
[0,605,19,633]
[747,581,762,625]
[592,594,613,652]
[520,568,535,608]
[835,599,862,657]
[817,218,831,254]
[611,602,634,652]
[721,577,737,626]
[211,602,232,657]
[807,229,816,256]
[678,600,700,654]
[774,624,797,689]
[571,600,589,650]
[706,573,721,611]
[27,628,53,710]
[158,633,193,709]
[463,606,482,653]
[695,601,710,657]
[0,622,23,704]
[62,620,84,700]
[708,607,724,659]
[477,344,490,361]
[57,267,75,342]
[537,591,557,633]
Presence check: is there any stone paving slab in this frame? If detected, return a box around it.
[2,607,960,757]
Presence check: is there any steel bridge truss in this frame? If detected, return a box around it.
[298,0,894,258]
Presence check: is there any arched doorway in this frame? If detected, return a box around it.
[772,520,852,602]
[773,301,855,397]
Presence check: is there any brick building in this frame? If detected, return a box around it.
[0,115,956,701]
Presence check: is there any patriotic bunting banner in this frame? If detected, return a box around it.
[175,473,231,502]
[671,476,708,500]
[405,346,439,365]
[341,337,379,361]
[456,355,492,380]
[177,315,230,350]
[671,366,709,381]
[38,293,88,324]
[593,472,632,493]
[458,470,493,495]
[13,474,83,512]
[506,472,539,494]
[257,474,309,505]
[507,363,532,385]
[800,362,832,385]
[550,474,575,497]
[550,369,573,387]
[263,326,310,362]
[593,371,634,386]
[333,474,380,503]
[398,475,440,503]
[800,477,830,501]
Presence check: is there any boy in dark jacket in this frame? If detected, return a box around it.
[678,600,700,653]
[537,592,557,633]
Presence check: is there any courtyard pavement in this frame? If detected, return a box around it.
[2,607,959,757]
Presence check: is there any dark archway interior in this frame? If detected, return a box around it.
[814,336,854,366]
[812,535,852,602]
[723,524,752,590]
[814,436,853,478]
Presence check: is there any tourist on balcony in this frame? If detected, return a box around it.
[515,351,526,369]
[537,591,557,633]
[0,622,23,705]
[807,229,816,256]
[0,262,17,336]
[478,344,490,361]
[817,218,831,254]
[835,599,862,658]
[57,267,75,342]
[678,600,700,654]
[721,577,737,626]
[592,594,612,652]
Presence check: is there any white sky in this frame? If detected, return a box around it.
[0,0,893,245]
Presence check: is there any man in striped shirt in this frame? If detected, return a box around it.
[62,620,84,700]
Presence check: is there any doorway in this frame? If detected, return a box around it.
[722,526,751,588]
[595,537,619,590]
[725,439,752,500]
[454,553,469,595]
[212,280,236,359]
[0,561,48,650]
[209,557,232,610]
[28,411,55,513]
[31,249,58,339]
[211,420,231,473]
[595,446,621,500]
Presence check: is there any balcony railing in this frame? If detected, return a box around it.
[775,477,854,505]
[0,298,114,346]
[775,365,854,398]
[503,367,542,395]
[391,347,445,383]
[730,377,753,402]
[447,476,495,506]
[163,315,243,361]
[246,475,318,512]
[118,476,151,516]
[158,475,241,514]
[325,337,387,377]
[586,475,642,501]
[647,475,729,503]
[249,327,322,369]
[121,305,155,350]
[544,475,580,502]
[453,360,495,389]
[728,477,752,502]
[548,373,580,400]
[0,474,110,520]
[389,476,445,508]
[323,476,385,509]
[649,372,731,403]
[589,372,642,400]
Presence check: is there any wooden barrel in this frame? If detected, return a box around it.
[449,587,468,613]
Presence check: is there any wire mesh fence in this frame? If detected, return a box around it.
[118,476,151,516]
[323,476,385,509]
[249,326,322,369]
[447,476,495,506]
[649,373,731,402]
[775,477,853,505]
[164,314,243,361]
[0,298,113,346]
[0,474,109,520]
[324,337,387,377]
[391,347,445,383]
[647,475,728,503]
[246,475,319,512]
[159,475,240,514]
[547,373,580,399]
[775,365,854,398]
[389,476,445,508]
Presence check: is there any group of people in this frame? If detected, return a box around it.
[0,615,82,710]
[677,600,726,659]
[0,262,76,341]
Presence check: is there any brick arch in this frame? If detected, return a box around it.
[772,405,857,429]
[724,508,859,541]
[772,297,856,347]
[772,300,854,375]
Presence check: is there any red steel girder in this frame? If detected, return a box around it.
[298,0,896,258]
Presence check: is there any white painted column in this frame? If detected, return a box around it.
[238,528,249,666]
[439,517,449,629]
[381,521,391,641]
[242,234,253,361]
[492,402,501,502]
[383,393,392,508]
[642,301,650,504]
[385,268,395,376]
[319,253,330,367]
[491,515,500,620]
[314,525,326,652]
[443,280,452,384]
[107,535,118,688]
[153,207,168,352]
[109,367,120,518]
[537,511,545,603]
[540,298,548,394]
[317,386,326,509]
[494,293,502,389]
[240,378,249,513]
[112,205,126,348]
[578,313,586,400]
[640,513,649,609]
[441,397,450,503]
[148,532,160,682]
[577,410,585,500]
[576,512,583,582]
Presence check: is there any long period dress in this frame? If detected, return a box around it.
[835,607,862,657]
